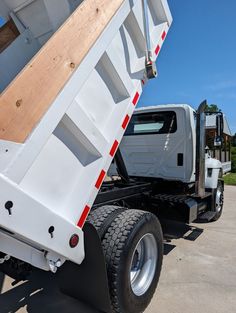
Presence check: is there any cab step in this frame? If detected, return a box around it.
[198,211,216,222]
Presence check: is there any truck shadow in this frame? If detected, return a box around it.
[161,219,204,255]
[0,220,204,313]
[0,270,100,313]
[0,272,4,294]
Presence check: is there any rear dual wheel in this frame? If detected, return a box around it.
[89,206,163,313]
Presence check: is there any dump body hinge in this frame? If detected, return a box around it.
[142,0,157,79]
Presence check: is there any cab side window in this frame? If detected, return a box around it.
[125,111,177,136]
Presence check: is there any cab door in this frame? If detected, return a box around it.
[120,107,194,182]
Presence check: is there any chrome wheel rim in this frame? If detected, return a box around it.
[130,233,158,296]
[216,186,223,213]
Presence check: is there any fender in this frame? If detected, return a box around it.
[205,157,222,189]
[58,222,112,313]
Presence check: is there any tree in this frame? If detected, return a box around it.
[231,134,236,173]
[232,146,236,173]
[205,104,220,112]
[232,133,236,147]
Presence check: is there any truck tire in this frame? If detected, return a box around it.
[211,180,224,221]
[87,205,126,239]
[101,209,163,313]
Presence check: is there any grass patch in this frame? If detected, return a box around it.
[224,173,236,186]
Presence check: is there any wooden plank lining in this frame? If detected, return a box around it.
[0,0,125,143]
[0,19,20,53]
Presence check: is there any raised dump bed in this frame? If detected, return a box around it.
[0,2,173,311]
[0,0,172,272]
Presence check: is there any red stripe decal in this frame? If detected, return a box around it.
[161,31,166,41]
[77,205,90,228]
[122,114,130,129]
[132,92,140,106]
[155,45,160,55]
[95,170,106,189]
[110,140,119,157]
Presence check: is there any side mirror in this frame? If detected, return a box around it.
[214,114,224,147]
[214,136,222,147]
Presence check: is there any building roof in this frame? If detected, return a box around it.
[206,114,232,136]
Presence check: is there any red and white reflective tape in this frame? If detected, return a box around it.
[122,114,130,130]
[110,139,119,157]
[161,30,166,41]
[155,45,160,56]
[132,92,140,106]
[95,169,106,189]
[155,30,167,56]
[77,27,169,229]
[77,205,90,228]
[76,168,107,228]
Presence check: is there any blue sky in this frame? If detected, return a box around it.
[0,16,5,27]
[139,0,236,135]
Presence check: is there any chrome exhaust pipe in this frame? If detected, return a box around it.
[195,100,207,197]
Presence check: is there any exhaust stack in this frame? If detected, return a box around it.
[195,100,207,197]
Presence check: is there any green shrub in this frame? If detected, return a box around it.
[232,147,236,173]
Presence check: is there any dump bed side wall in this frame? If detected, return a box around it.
[0,0,172,269]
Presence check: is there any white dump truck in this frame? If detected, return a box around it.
[0,1,224,313]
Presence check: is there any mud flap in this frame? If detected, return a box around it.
[57,222,112,313]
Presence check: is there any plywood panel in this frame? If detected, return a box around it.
[0,0,125,143]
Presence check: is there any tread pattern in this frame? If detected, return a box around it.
[87,205,123,229]
[88,207,161,313]
[87,205,126,239]
[101,209,150,313]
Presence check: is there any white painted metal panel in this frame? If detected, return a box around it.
[118,105,196,183]
[0,1,9,20]
[0,0,172,271]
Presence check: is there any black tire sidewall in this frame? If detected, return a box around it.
[116,213,163,313]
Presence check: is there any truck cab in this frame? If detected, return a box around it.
[121,104,196,183]
[115,104,222,190]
